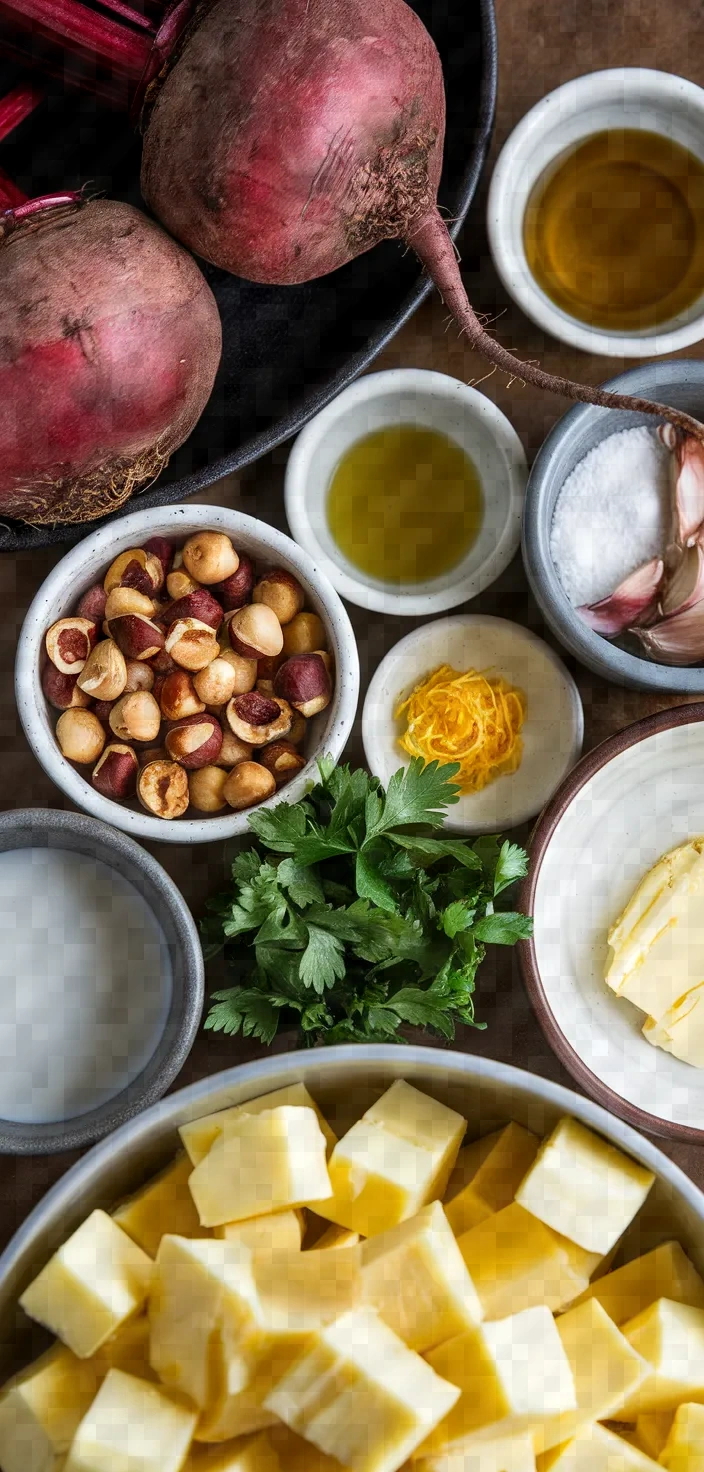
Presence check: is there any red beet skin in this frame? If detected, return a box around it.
[0,198,222,524]
[141,0,445,282]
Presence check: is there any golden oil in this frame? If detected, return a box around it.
[326,424,483,585]
[523,129,704,331]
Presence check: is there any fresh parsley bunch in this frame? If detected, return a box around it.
[202,756,532,1047]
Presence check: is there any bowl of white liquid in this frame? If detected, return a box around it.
[0,809,203,1153]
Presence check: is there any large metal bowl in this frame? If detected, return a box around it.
[0,0,497,552]
[2,1045,703,1375]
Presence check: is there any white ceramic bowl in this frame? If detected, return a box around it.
[362,615,583,833]
[284,369,527,615]
[488,68,704,357]
[16,505,359,844]
[521,704,704,1143]
[2,1046,703,1377]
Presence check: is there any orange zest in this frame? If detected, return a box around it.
[395,664,526,795]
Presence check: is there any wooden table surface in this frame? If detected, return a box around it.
[3,0,704,1245]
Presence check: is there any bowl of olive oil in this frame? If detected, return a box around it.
[284,368,527,615]
[488,68,704,357]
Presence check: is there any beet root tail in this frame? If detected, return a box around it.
[407,207,704,444]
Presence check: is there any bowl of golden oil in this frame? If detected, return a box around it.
[488,68,704,357]
[284,368,527,615]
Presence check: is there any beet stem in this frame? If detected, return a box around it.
[408,207,704,443]
[0,0,150,73]
[0,162,26,207]
[0,79,42,140]
[90,0,154,32]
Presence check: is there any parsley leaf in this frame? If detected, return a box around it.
[472,911,534,944]
[492,840,530,895]
[299,924,346,992]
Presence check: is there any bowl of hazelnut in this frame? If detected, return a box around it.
[16,506,359,842]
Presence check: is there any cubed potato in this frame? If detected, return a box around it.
[445,1137,501,1203]
[414,1432,536,1472]
[148,1236,261,1408]
[214,1211,305,1252]
[514,1119,654,1257]
[444,1125,540,1237]
[612,1298,704,1417]
[192,1247,362,1443]
[113,1157,205,1258]
[536,1422,661,1471]
[361,1201,482,1351]
[632,1411,674,1459]
[63,1369,196,1472]
[418,1306,576,1458]
[311,1082,466,1238]
[185,1431,283,1472]
[659,1403,704,1470]
[313,1224,361,1250]
[266,1424,351,1471]
[19,1212,152,1359]
[264,1304,459,1472]
[567,1241,704,1325]
[188,1108,332,1228]
[457,1203,600,1320]
[534,1299,648,1454]
[179,1085,337,1166]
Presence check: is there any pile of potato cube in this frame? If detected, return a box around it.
[2,1079,704,1472]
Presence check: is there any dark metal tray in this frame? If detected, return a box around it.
[0,0,497,552]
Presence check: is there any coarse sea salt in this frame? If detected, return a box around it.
[550,426,672,608]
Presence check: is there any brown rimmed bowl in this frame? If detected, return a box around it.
[519,702,704,1143]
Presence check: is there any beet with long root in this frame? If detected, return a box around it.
[0,83,222,525]
[3,0,703,440]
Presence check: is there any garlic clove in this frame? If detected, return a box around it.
[635,598,704,665]
[577,558,664,636]
[660,424,704,547]
[661,539,704,618]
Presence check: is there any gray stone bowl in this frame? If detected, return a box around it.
[522,360,704,693]
[0,809,203,1155]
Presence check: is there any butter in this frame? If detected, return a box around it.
[605,840,704,1059]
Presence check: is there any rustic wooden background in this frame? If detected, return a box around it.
[2,0,704,1244]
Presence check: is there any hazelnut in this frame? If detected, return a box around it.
[314,649,334,679]
[104,587,155,621]
[256,679,275,697]
[164,712,223,769]
[138,760,189,819]
[159,670,205,721]
[77,639,127,701]
[216,553,255,611]
[150,648,178,676]
[45,617,97,675]
[76,584,107,622]
[143,536,173,578]
[217,648,258,694]
[92,743,138,800]
[124,660,155,694]
[103,547,164,597]
[188,765,229,813]
[223,761,276,811]
[165,618,220,672]
[288,711,307,746]
[253,568,305,625]
[228,603,284,660]
[92,699,115,725]
[193,657,238,706]
[226,691,292,746]
[215,728,253,768]
[282,612,326,656]
[109,614,165,662]
[138,745,169,768]
[182,531,239,585]
[160,589,223,631]
[56,708,106,765]
[166,567,200,601]
[41,664,92,711]
[257,653,284,683]
[274,653,331,718]
[109,691,161,743]
[259,740,307,787]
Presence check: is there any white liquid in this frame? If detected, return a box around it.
[0,848,173,1124]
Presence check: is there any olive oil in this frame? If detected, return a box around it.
[524,129,704,331]
[326,424,483,585]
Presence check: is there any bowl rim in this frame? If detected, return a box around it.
[361,612,584,833]
[2,1043,703,1302]
[284,367,527,616]
[487,66,704,358]
[0,806,204,1154]
[518,701,704,1143]
[522,359,704,694]
[15,504,360,844]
